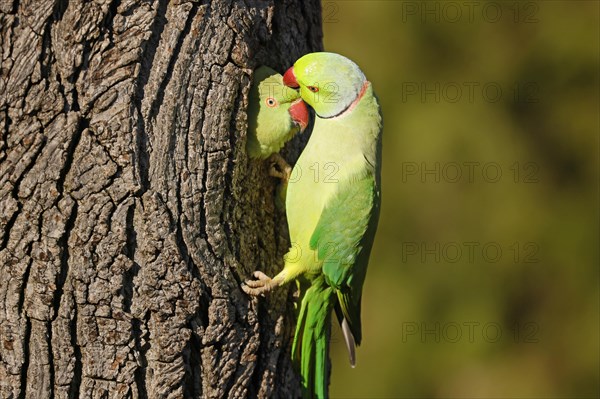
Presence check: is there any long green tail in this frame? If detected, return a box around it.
[292,277,335,399]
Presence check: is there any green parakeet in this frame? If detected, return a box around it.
[246,66,309,180]
[243,53,382,398]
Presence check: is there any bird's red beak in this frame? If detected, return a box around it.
[289,99,309,131]
[283,67,299,88]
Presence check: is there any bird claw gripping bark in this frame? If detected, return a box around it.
[267,153,292,182]
[242,271,281,296]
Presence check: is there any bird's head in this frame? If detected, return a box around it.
[254,67,309,132]
[283,52,367,118]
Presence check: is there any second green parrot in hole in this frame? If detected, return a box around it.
[243,53,382,398]
[246,66,309,180]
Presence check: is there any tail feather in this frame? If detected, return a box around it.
[334,302,357,367]
[292,278,334,399]
[341,317,356,368]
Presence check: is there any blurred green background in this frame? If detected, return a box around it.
[320,1,599,398]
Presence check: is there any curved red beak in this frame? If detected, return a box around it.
[283,67,299,88]
[289,99,309,131]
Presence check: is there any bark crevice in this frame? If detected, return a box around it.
[17,316,31,399]
[122,201,137,314]
[149,3,198,123]
[47,321,55,398]
[55,117,86,196]
[131,316,149,399]
[68,303,81,399]
[53,200,77,320]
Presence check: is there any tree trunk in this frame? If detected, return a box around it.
[0,0,322,397]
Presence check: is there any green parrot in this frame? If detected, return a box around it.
[246,66,309,180]
[243,53,382,398]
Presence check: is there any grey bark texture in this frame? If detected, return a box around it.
[0,0,322,397]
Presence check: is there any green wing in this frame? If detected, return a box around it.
[309,173,380,345]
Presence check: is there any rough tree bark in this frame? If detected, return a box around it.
[0,0,322,397]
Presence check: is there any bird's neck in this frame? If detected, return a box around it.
[320,81,371,120]
[345,80,370,115]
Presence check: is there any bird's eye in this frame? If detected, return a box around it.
[265,97,277,107]
[307,86,319,93]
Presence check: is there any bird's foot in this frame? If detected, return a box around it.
[268,153,292,182]
[242,271,282,296]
